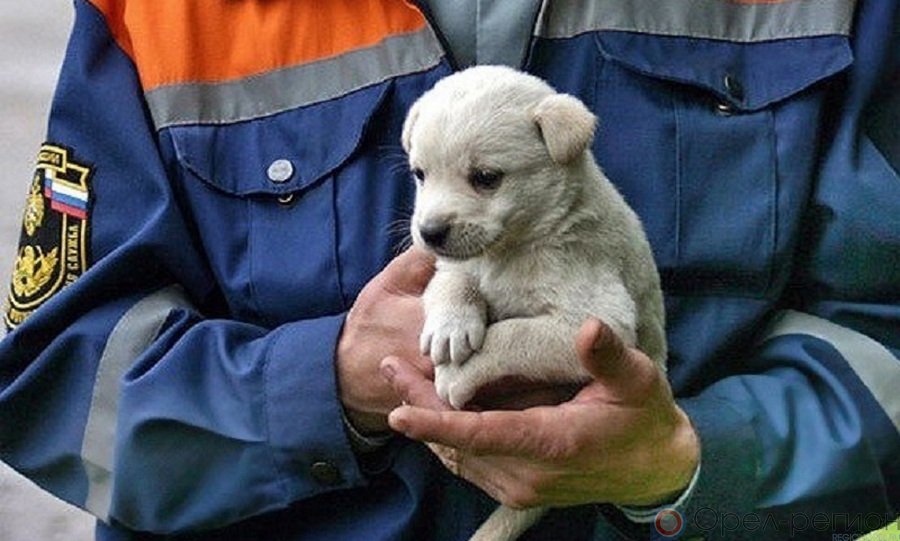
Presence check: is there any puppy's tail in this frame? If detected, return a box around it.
[470,505,547,541]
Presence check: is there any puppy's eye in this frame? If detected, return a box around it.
[411,167,426,183]
[469,169,503,191]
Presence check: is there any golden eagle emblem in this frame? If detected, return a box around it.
[13,246,59,298]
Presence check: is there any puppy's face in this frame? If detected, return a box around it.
[407,105,550,260]
[403,67,596,260]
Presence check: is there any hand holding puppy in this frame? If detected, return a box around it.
[335,247,435,434]
[382,318,700,509]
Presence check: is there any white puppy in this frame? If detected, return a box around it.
[402,66,667,540]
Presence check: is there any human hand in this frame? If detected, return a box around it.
[336,247,435,434]
[381,318,699,508]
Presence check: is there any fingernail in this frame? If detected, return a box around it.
[388,408,408,433]
[380,360,397,382]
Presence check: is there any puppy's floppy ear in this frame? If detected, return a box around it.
[533,94,597,164]
[401,100,422,154]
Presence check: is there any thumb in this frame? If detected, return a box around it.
[575,318,643,385]
[381,246,436,295]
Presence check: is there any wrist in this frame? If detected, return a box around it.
[626,405,700,507]
[334,325,391,434]
[658,405,700,503]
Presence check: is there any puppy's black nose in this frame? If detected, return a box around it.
[419,222,450,249]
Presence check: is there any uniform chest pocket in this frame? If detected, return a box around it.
[167,82,391,325]
[591,32,853,298]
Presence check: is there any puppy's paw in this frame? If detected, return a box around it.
[434,363,455,405]
[420,305,486,365]
[445,368,489,410]
[434,361,490,410]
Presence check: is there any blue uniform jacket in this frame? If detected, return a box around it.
[1,1,898,539]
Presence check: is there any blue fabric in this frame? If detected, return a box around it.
[0,0,898,540]
[169,83,393,197]
[595,32,853,111]
[265,314,361,501]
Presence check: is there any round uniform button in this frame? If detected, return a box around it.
[310,461,343,486]
[267,159,294,183]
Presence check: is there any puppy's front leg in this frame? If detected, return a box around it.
[440,316,591,409]
[421,267,487,367]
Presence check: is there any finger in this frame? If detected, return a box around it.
[429,444,500,499]
[427,443,549,509]
[575,318,647,380]
[388,405,558,457]
[427,443,522,505]
[381,356,449,411]
[428,442,463,476]
[574,318,660,401]
[381,247,436,296]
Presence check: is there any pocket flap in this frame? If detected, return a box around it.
[596,32,852,111]
[169,82,391,196]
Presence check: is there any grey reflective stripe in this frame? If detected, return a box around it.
[81,286,194,520]
[145,28,444,128]
[764,310,900,433]
[536,0,856,43]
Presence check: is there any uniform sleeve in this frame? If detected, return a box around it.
[656,11,900,541]
[0,1,364,534]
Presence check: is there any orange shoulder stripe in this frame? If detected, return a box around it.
[88,0,427,91]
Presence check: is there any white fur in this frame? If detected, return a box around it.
[404,66,667,541]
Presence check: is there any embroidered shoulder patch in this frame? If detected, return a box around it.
[4,143,94,330]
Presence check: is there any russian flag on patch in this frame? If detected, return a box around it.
[43,170,89,220]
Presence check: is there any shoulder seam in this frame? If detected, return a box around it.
[83,0,136,63]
